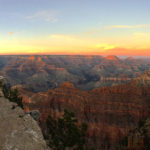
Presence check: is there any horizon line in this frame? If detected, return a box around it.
[0,54,150,58]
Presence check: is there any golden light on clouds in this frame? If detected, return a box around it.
[8,32,14,35]
[95,43,115,50]
[0,32,150,55]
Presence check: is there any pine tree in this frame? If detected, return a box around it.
[46,109,88,150]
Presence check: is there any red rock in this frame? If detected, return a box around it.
[105,55,120,61]
[21,73,150,149]
[28,56,35,60]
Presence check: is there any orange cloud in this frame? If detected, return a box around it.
[100,47,150,56]
[8,32,14,35]
[1,33,150,56]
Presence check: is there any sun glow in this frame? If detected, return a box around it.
[0,31,150,56]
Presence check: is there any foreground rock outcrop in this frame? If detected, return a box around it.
[0,96,49,150]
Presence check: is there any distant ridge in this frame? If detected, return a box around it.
[105,55,120,61]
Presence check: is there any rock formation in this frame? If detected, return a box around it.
[105,55,120,61]
[0,55,150,91]
[22,70,150,149]
[0,89,49,150]
[1,55,150,149]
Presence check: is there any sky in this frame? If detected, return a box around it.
[0,0,150,55]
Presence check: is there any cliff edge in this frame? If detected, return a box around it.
[0,91,49,150]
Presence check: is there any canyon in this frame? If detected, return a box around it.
[0,55,150,92]
[21,70,150,149]
[0,55,150,149]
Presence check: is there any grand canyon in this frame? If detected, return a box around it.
[0,55,150,149]
[1,0,150,149]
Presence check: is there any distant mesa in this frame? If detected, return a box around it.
[128,56,134,60]
[105,55,119,61]
[27,56,45,65]
[37,57,42,61]
[28,56,35,61]
[125,56,134,61]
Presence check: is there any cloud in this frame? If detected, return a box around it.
[95,43,115,50]
[133,32,149,38]
[105,24,150,29]
[101,47,150,56]
[49,34,117,53]
[1,32,150,55]
[8,32,14,35]
[50,34,72,39]
[26,10,58,23]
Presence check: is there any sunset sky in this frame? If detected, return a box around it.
[0,0,150,55]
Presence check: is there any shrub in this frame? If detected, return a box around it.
[0,81,23,109]
[46,109,88,150]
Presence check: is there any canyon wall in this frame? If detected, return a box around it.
[22,70,150,149]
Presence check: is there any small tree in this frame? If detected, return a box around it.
[0,81,23,109]
[46,109,88,150]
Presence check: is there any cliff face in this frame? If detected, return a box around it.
[22,74,150,150]
[22,71,150,149]
[0,94,49,150]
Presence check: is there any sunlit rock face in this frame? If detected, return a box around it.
[0,97,49,150]
[22,71,150,150]
[28,55,36,61]
[105,55,120,61]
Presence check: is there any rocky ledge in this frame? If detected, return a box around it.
[0,96,49,150]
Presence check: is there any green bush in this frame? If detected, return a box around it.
[0,81,23,109]
[46,109,90,150]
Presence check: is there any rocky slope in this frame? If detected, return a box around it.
[21,70,150,150]
[0,90,49,150]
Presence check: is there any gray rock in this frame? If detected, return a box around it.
[26,110,40,121]
[0,97,50,150]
